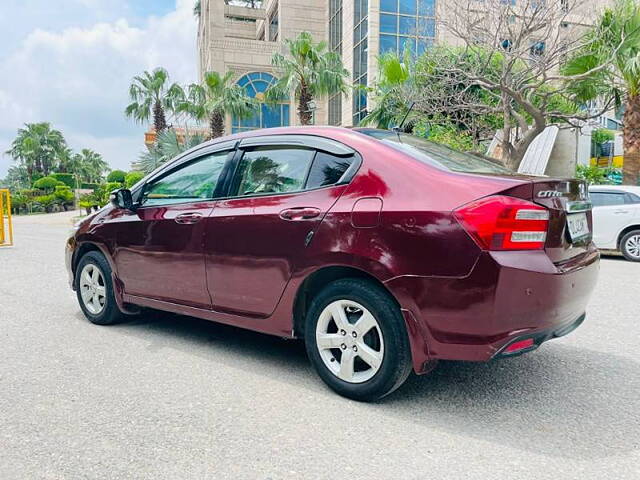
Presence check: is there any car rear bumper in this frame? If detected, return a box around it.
[385,245,600,368]
[65,236,76,290]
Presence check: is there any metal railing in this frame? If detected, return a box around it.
[0,189,14,247]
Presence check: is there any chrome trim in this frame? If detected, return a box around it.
[566,201,592,213]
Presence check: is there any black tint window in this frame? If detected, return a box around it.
[306,152,354,188]
[590,192,626,207]
[235,147,315,196]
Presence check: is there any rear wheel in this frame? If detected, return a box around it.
[620,230,640,262]
[304,278,412,401]
[75,251,125,325]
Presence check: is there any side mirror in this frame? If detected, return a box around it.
[110,188,134,210]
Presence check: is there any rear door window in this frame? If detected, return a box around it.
[234,146,315,196]
[590,192,627,207]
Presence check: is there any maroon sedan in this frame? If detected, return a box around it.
[66,127,599,401]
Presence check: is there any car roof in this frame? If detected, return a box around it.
[589,185,640,194]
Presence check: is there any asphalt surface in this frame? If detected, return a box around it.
[1,211,639,479]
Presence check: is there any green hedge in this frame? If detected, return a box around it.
[80,182,100,190]
[50,173,75,188]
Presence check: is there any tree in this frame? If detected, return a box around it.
[1,165,30,191]
[565,0,640,185]
[33,176,63,192]
[411,0,619,170]
[266,31,349,125]
[125,68,183,132]
[53,185,75,211]
[125,171,145,188]
[6,123,67,179]
[136,129,205,174]
[106,170,127,184]
[75,149,110,183]
[362,52,416,130]
[54,146,75,174]
[224,0,262,7]
[179,71,256,138]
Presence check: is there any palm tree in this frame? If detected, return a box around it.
[74,149,110,183]
[125,68,183,132]
[179,71,256,138]
[361,52,416,129]
[54,146,75,173]
[565,0,640,185]
[265,31,349,125]
[6,123,66,179]
[136,129,206,174]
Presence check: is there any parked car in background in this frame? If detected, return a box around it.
[66,127,599,401]
[589,185,640,261]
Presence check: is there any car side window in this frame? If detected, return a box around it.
[626,193,640,204]
[305,152,355,189]
[590,192,626,207]
[141,150,229,206]
[234,146,315,196]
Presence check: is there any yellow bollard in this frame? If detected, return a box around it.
[0,189,14,247]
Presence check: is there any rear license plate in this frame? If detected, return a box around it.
[567,212,590,242]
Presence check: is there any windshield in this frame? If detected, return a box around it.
[357,128,511,175]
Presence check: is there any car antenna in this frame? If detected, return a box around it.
[390,102,415,141]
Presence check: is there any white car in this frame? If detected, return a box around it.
[589,185,640,261]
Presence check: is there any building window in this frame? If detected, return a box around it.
[353,0,368,125]
[328,0,343,125]
[268,3,279,41]
[379,0,436,56]
[232,72,290,133]
[328,94,342,125]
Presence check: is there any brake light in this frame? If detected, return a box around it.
[454,195,549,251]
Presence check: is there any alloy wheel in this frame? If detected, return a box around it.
[625,234,640,259]
[315,300,385,383]
[79,263,107,315]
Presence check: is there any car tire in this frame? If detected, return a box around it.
[304,278,412,402]
[75,251,125,325]
[620,230,640,262]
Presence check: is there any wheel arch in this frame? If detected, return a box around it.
[292,265,401,339]
[72,241,116,283]
[617,224,640,248]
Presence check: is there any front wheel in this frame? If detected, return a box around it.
[75,251,125,325]
[620,230,640,262]
[304,278,412,401]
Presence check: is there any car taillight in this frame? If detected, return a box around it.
[454,195,549,251]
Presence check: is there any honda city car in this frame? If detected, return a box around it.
[66,126,599,401]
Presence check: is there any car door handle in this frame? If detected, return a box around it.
[614,210,630,214]
[279,207,322,221]
[175,212,203,224]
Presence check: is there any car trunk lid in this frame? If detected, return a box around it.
[502,177,593,264]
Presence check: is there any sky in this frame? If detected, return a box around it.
[0,0,199,177]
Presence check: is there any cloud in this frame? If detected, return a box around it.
[0,0,197,176]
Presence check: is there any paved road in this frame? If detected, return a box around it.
[1,212,639,479]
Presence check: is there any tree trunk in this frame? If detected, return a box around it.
[153,100,167,133]
[209,111,225,139]
[298,83,313,126]
[622,93,640,186]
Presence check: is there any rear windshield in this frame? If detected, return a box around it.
[357,129,511,174]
